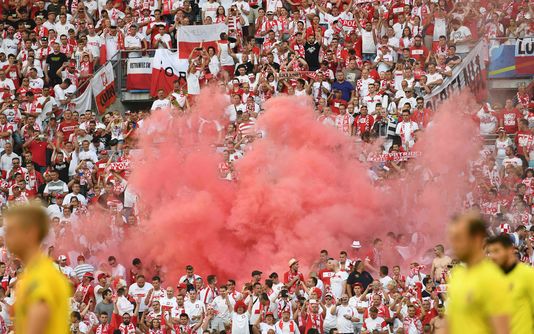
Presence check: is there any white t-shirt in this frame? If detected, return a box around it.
[211,296,233,321]
[202,1,220,20]
[128,282,154,312]
[86,35,103,58]
[379,276,393,289]
[151,98,171,110]
[153,33,172,49]
[184,299,204,323]
[503,156,523,168]
[231,312,250,334]
[335,305,356,333]
[450,26,471,53]
[59,265,76,278]
[0,78,15,94]
[111,264,126,279]
[124,33,145,57]
[312,81,331,101]
[0,152,19,172]
[426,72,443,85]
[275,320,300,334]
[477,109,497,135]
[348,296,368,322]
[363,316,387,332]
[259,323,276,334]
[225,103,245,122]
[360,29,376,54]
[330,271,348,299]
[323,305,337,329]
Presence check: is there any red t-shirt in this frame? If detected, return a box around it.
[329,99,348,115]
[515,130,533,156]
[498,108,522,134]
[409,45,429,62]
[421,308,438,326]
[283,271,304,294]
[318,269,334,285]
[27,140,48,167]
[58,120,79,141]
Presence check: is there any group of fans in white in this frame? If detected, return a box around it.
[46,244,455,334]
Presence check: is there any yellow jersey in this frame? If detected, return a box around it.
[506,262,534,334]
[14,252,72,334]
[447,259,512,334]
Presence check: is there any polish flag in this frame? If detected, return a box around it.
[150,49,188,96]
[176,23,227,58]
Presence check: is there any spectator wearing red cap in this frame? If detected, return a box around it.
[94,272,111,304]
[232,299,250,334]
[76,271,95,304]
[276,307,300,334]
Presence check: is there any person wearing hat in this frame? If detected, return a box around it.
[283,258,304,295]
[251,270,262,284]
[324,293,339,333]
[231,299,250,334]
[275,306,300,334]
[94,272,111,305]
[57,254,76,279]
[76,272,96,304]
[253,310,276,334]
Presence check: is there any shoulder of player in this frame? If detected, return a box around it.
[510,262,534,279]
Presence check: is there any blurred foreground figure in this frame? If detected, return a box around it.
[4,204,71,334]
[447,211,511,334]
[487,234,534,334]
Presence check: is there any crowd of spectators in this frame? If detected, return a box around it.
[0,0,531,333]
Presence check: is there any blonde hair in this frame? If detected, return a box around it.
[4,203,50,242]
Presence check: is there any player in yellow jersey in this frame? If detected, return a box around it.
[4,204,71,334]
[487,234,534,334]
[447,211,511,334]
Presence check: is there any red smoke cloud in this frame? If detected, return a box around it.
[57,89,481,283]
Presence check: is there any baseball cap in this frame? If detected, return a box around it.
[83,272,94,280]
[97,273,109,280]
[58,255,67,261]
[251,270,262,276]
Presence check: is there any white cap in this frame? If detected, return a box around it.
[351,240,362,249]
[308,299,318,304]
[58,255,67,261]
